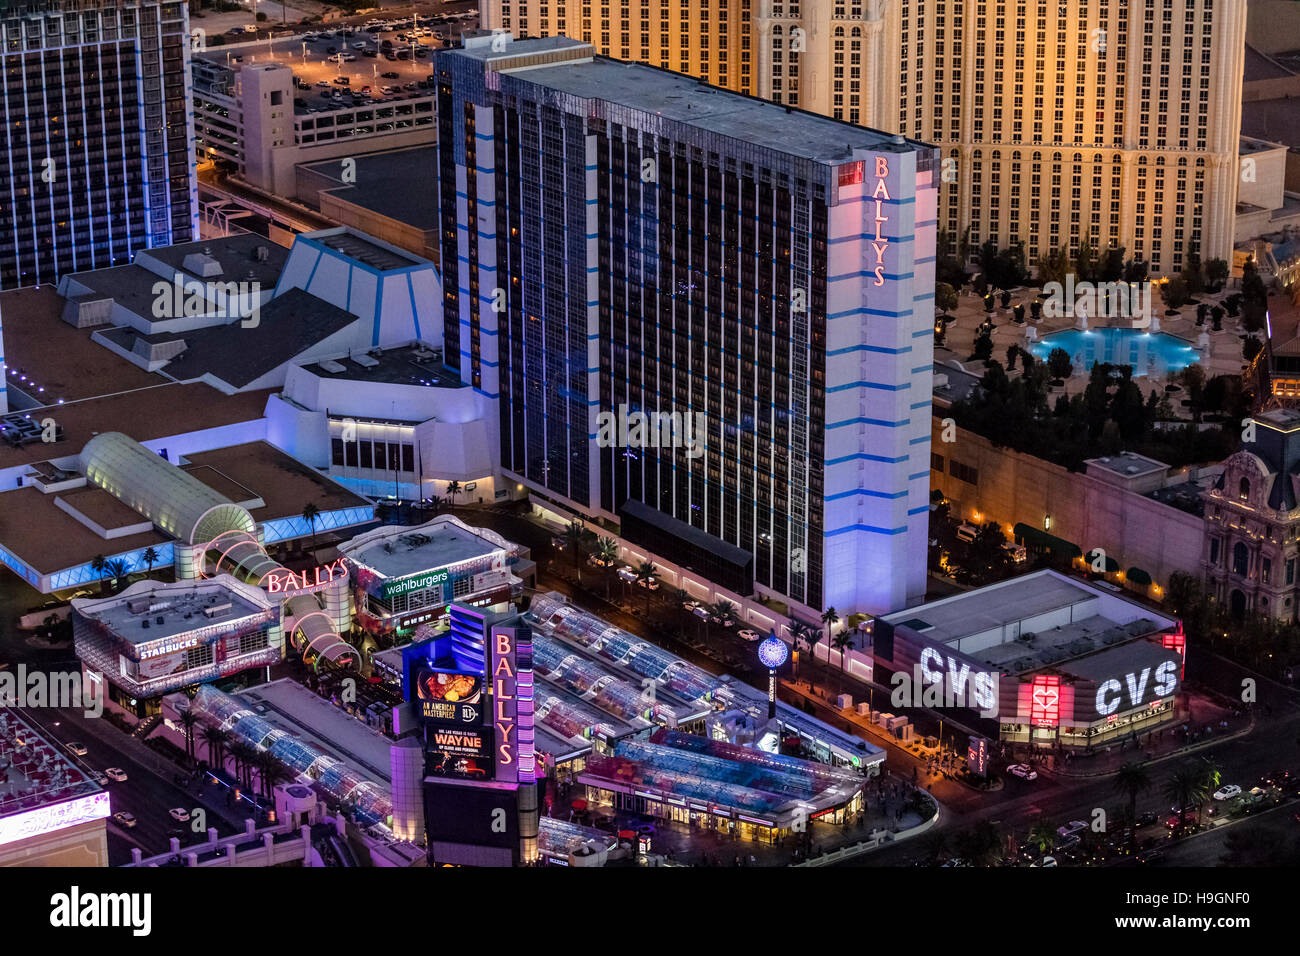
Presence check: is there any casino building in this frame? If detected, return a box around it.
[872,570,1186,751]
[72,576,280,717]
[434,33,937,618]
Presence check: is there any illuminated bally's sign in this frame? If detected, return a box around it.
[869,156,891,288]
[488,626,534,784]
[264,558,348,595]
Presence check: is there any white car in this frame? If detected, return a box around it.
[1056,820,1088,839]
[65,742,88,757]
[168,807,191,822]
[1007,763,1038,781]
[105,767,128,783]
[1212,784,1242,801]
[737,629,761,642]
[1031,855,1057,867]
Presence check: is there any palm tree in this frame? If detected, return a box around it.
[1113,762,1152,847]
[301,502,321,557]
[795,621,821,679]
[90,554,108,595]
[1164,766,1207,831]
[200,725,229,773]
[260,755,292,802]
[141,546,160,578]
[1028,821,1056,857]
[446,480,461,506]
[228,741,256,792]
[104,558,131,593]
[710,600,737,636]
[596,537,620,595]
[1198,757,1223,824]
[178,709,198,764]
[634,560,657,613]
[831,629,855,697]
[563,521,586,583]
[820,606,840,651]
[426,494,444,513]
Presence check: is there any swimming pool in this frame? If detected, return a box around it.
[1027,328,1200,377]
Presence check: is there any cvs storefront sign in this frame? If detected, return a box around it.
[1094,660,1179,717]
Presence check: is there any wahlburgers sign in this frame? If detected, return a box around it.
[382,568,449,599]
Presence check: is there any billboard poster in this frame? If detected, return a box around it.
[426,725,493,779]
[415,668,483,725]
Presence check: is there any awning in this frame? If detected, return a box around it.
[1013,523,1083,559]
[1126,566,1152,586]
[1085,549,1121,572]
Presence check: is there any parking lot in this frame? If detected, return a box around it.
[204,11,480,112]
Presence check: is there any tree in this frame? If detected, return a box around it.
[1013,303,1026,324]
[820,606,840,652]
[1241,258,1269,334]
[1162,276,1190,312]
[1028,822,1056,857]
[1210,306,1225,331]
[1047,347,1073,383]
[1100,244,1126,282]
[301,502,321,557]
[105,558,131,593]
[790,620,819,678]
[967,522,1011,583]
[1075,236,1097,284]
[1037,245,1070,287]
[142,546,160,578]
[1005,344,1019,371]
[971,328,994,362]
[563,521,587,583]
[446,480,462,506]
[831,629,854,696]
[596,537,620,595]
[1206,258,1230,291]
[91,554,108,595]
[1243,336,1264,364]
[201,725,229,773]
[1181,242,1204,294]
[1123,258,1149,284]
[178,709,198,763]
[935,281,959,316]
[634,560,657,613]
[1113,762,1152,848]
[1164,765,1207,831]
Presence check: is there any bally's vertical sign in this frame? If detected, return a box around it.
[488,625,535,785]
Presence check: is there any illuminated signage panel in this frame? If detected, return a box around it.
[382,568,449,600]
[0,791,110,847]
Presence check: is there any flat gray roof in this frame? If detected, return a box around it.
[303,344,464,389]
[450,38,928,165]
[347,522,503,579]
[1085,451,1168,478]
[303,146,439,230]
[236,679,395,784]
[77,580,267,647]
[315,231,420,271]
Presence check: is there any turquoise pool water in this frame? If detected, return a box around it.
[1028,328,1199,377]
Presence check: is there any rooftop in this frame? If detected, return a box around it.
[0,383,275,471]
[303,146,439,230]
[0,486,171,574]
[881,570,1176,672]
[73,577,271,647]
[302,344,463,389]
[161,288,361,390]
[0,286,163,404]
[451,38,928,165]
[0,709,102,824]
[179,442,371,525]
[343,517,505,579]
[1085,451,1169,479]
[314,231,421,272]
[1244,44,1298,82]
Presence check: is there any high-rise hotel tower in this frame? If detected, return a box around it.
[435,34,937,615]
[481,0,1246,275]
[0,0,198,291]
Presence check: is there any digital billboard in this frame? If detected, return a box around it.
[426,726,493,779]
[415,668,483,725]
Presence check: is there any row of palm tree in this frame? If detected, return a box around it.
[89,546,162,595]
[193,721,293,802]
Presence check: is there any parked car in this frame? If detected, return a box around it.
[105,767,128,783]
[168,807,191,822]
[1134,811,1159,828]
[737,629,760,642]
[382,71,400,79]
[1006,763,1038,781]
[1030,855,1057,867]
[112,811,137,829]
[65,742,88,757]
[1212,784,1242,801]
[1056,820,1088,839]
[1002,541,1028,563]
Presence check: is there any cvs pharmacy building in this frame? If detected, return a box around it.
[872,571,1185,751]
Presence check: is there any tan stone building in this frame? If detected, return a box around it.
[1202,407,1300,620]
[481,0,1246,274]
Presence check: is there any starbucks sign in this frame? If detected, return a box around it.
[382,568,450,600]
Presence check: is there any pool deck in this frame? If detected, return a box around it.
[937,282,1254,403]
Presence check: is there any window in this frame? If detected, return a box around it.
[1233,542,1249,577]
[949,460,979,485]
[1239,476,1250,500]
